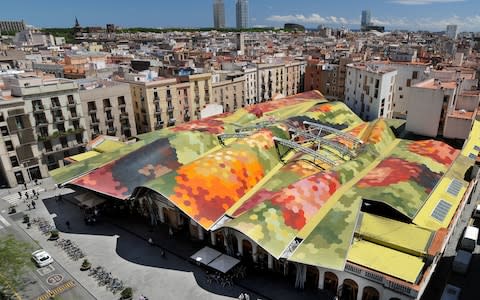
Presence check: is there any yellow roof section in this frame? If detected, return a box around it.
[347,240,425,283]
[460,120,480,159]
[413,175,467,230]
[358,213,434,256]
[93,140,125,153]
[68,151,100,162]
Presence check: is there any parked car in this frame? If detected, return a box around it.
[472,204,480,219]
[440,284,461,300]
[31,250,54,267]
[460,225,478,252]
[452,250,472,274]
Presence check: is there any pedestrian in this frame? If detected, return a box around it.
[244,293,250,300]
[34,179,38,185]
[238,293,245,300]
[160,248,165,257]
[25,192,29,200]
[23,182,27,190]
[168,227,173,237]
[31,200,36,209]
[148,237,153,245]
[66,220,71,230]
[18,191,22,199]
[27,203,31,210]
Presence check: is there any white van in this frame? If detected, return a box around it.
[460,225,478,252]
[473,204,480,218]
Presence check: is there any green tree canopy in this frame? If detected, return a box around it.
[0,235,33,290]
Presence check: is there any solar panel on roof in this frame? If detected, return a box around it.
[469,153,477,160]
[446,179,463,197]
[431,199,452,222]
[474,145,480,152]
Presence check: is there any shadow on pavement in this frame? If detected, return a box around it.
[42,194,332,300]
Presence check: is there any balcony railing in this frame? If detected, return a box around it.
[37,127,85,142]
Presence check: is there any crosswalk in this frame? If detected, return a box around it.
[2,187,45,206]
[0,214,11,230]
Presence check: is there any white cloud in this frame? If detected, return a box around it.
[390,0,464,5]
[266,13,480,31]
[266,14,353,25]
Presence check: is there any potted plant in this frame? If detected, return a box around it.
[8,205,16,214]
[80,259,91,271]
[49,230,59,241]
[120,287,132,300]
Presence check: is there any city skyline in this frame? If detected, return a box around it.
[0,0,479,31]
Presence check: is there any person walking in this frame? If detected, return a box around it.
[31,199,36,209]
[66,220,71,230]
[18,191,22,199]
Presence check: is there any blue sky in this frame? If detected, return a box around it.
[0,0,479,31]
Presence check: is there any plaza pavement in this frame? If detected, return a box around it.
[3,178,331,300]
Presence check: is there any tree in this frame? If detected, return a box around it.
[0,235,33,289]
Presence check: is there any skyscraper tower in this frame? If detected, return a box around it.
[361,10,371,31]
[236,0,249,29]
[213,0,225,29]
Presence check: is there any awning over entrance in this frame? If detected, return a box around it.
[190,246,222,265]
[208,254,240,273]
[74,192,107,208]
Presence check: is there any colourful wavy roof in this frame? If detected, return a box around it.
[50,91,478,278]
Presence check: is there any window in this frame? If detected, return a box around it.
[399,95,404,99]
[447,179,463,196]
[412,71,418,79]
[406,79,411,87]
[399,87,403,91]
[15,116,24,130]
[5,140,14,151]
[1,126,9,136]
[10,156,19,167]
[469,153,477,160]
[0,113,4,122]
[431,199,452,222]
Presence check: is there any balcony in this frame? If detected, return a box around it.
[167,106,174,112]
[88,108,97,114]
[107,127,117,135]
[67,102,76,108]
[36,120,48,127]
[38,127,85,142]
[90,119,100,126]
[153,97,160,103]
[54,116,65,123]
[70,113,80,120]
[155,110,162,115]
[120,113,129,120]
[104,106,112,111]
[105,117,114,123]
[33,105,44,112]
[118,103,126,109]
[42,140,87,155]
[121,124,131,131]
[50,105,62,111]
[154,121,164,130]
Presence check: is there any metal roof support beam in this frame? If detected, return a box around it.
[303,121,363,148]
[273,137,337,167]
[217,133,250,146]
[289,128,356,159]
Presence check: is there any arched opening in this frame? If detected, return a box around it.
[362,286,380,300]
[213,231,226,252]
[287,262,297,285]
[340,279,358,300]
[242,239,254,267]
[305,266,319,290]
[324,272,338,296]
[256,246,268,272]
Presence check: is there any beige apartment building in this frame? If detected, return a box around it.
[124,73,212,134]
[212,76,245,113]
[0,75,87,187]
[79,80,137,140]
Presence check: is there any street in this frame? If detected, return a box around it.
[0,183,95,300]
